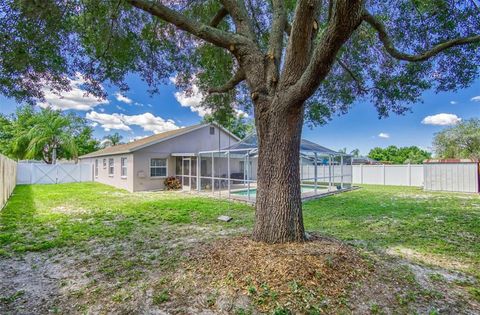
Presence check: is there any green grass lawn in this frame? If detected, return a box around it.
[0,182,253,255]
[1,183,479,276]
[1,183,479,313]
[304,185,480,278]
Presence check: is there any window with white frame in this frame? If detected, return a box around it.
[108,158,114,176]
[150,158,167,177]
[95,159,99,177]
[121,157,127,178]
[103,158,107,169]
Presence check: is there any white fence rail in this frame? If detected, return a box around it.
[1,154,17,209]
[352,164,424,187]
[17,162,93,185]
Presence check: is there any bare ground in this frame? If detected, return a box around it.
[1,226,479,314]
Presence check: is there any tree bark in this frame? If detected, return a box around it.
[252,99,306,243]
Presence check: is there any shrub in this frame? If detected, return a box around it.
[164,176,181,190]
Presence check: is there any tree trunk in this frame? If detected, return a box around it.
[252,100,306,243]
[52,147,57,165]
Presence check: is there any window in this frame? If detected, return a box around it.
[209,126,215,135]
[239,161,245,174]
[108,158,114,176]
[103,158,107,169]
[150,158,167,177]
[95,159,99,177]
[121,157,127,178]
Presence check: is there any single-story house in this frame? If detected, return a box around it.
[79,123,240,192]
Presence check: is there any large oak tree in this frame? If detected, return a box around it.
[1,0,479,243]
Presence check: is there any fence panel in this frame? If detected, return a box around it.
[1,154,17,210]
[352,164,424,187]
[16,162,93,185]
[424,162,478,193]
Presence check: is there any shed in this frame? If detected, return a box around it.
[423,159,479,193]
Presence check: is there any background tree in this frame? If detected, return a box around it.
[0,106,39,159]
[368,145,431,164]
[433,118,480,160]
[0,1,479,243]
[0,106,99,162]
[202,112,254,139]
[350,149,360,157]
[23,109,79,164]
[102,133,124,148]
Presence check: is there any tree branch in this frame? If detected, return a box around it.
[292,0,364,103]
[208,68,246,94]
[363,12,480,62]
[279,0,323,88]
[127,0,238,49]
[209,7,228,27]
[284,22,291,36]
[220,0,256,40]
[266,0,287,91]
[336,57,368,93]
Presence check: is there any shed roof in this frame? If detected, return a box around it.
[79,123,239,159]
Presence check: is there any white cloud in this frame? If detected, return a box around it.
[174,85,211,117]
[421,113,461,126]
[116,105,126,112]
[450,101,458,105]
[471,96,480,102]
[37,75,109,111]
[171,76,248,118]
[378,132,390,139]
[114,92,133,104]
[234,108,249,118]
[86,111,130,131]
[122,112,179,134]
[86,111,179,134]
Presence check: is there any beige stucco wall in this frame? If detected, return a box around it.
[132,125,237,191]
[83,154,134,192]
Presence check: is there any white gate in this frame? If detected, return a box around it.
[17,162,93,185]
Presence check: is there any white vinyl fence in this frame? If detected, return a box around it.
[424,162,479,193]
[352,164,424,187]
[17,162,93,185]
[1,154,17,209]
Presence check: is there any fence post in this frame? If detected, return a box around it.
[382,164,386,185]
[408,163,411,186]
[360,164,363,184]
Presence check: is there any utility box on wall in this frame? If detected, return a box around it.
[423,159,479,193]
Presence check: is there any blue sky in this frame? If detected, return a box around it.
[0,75,478,156]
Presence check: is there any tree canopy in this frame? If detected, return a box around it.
[0,106,99,162]
[1,1,479,122]
[432,118,480,160]
[368,145,431,164]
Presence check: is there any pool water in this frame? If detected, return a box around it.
[231,185,321,197]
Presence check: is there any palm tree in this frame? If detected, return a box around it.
[25,109,78,164]
[102,133,123,148]
[350,149,360,157]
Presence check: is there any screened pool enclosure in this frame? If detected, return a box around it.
[178,133,353,202]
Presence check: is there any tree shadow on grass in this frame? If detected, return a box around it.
[0,185,37,255]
